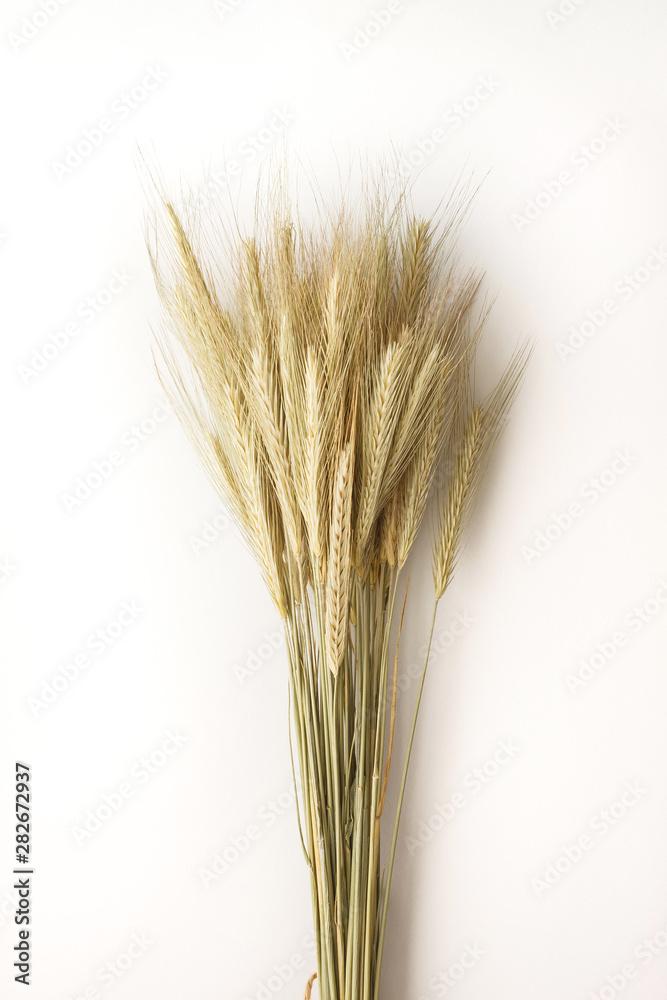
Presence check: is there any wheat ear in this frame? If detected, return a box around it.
[433,405,483,600]
[326,439,354,676]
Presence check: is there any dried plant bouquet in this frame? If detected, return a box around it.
[147,166,528,1000]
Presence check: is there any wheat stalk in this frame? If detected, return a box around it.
[147,160,529,1000]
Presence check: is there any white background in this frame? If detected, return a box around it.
[2,1,667,999]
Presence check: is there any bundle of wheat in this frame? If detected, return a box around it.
[147,164,528,1000]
